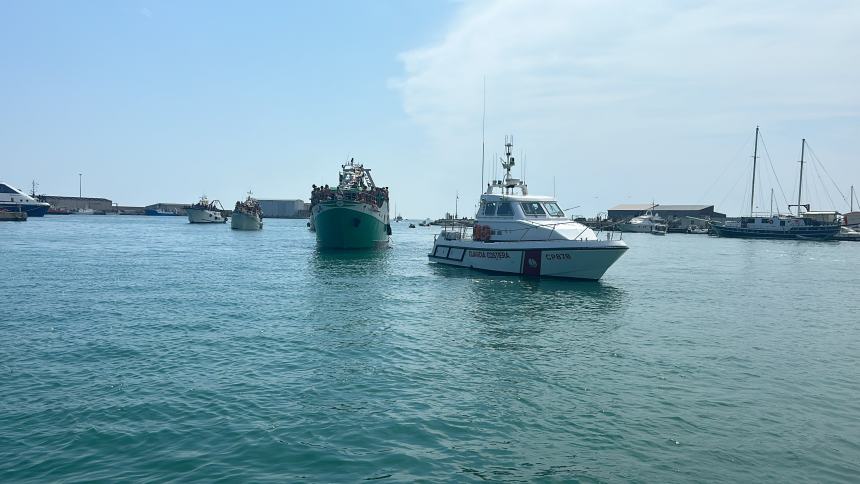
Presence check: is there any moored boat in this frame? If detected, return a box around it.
[710,128,840,240]
[310,158,390,249]
[231,194,263,230]
[0,210,27,221]
[0,182,50,217]
[616,208,668,234]
[187,196,226,223]
[429,137,628,280]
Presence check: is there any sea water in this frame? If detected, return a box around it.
[1,216,858,482]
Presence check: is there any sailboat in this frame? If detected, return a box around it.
[710,127,841,240]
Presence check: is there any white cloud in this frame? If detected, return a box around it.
[391,0,860,215]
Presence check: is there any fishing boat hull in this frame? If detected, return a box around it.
[710,223,840,240]
[429,239,628,280]
[231,211,262,230]
[311,201,389,249]
[187,208,226,223]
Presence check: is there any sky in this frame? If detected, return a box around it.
[2,0,859,218]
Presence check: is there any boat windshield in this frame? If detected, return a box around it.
[496,202,513,216]
[521,202,546,216]
[482,202,498,216]
[0,184,19,194]
[544,202,565,217]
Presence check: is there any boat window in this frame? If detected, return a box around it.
[0,184,19,194]
[544,202,565,217]
[483,202,498,216]
[520,202,546,216]
[496,202,513,216]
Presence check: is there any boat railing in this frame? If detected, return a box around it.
[443,220,624,243]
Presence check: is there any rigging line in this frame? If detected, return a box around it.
[720,162,749,214]
[809,153,837,210]
[701,132,753,200]
[805,143,849,207]
[756,133,791,207]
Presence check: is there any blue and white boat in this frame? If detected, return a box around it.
[710,128,841,240]
[0,182,50,217]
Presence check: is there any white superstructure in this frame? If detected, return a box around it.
[187,196,226,224]
[617,210,668,234]
[429,137,628,280]
[0,182,50,216]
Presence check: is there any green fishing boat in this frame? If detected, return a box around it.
[310,158,391,249]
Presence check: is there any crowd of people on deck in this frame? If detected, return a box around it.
[311,184,389,208]
[234,198,262,216]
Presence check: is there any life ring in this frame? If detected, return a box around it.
[473,224,483,241]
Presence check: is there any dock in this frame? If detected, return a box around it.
[0,211,27,221]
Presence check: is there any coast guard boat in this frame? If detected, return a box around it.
[429,137,628,280]
[0,182,50,216]
[187,195,226,223]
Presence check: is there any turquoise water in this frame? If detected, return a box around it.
[1,216,859,482]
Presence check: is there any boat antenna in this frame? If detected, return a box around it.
[750,126,759,216]
[797,139,806,216]
[851,185,855,211]
[481,76,486,193]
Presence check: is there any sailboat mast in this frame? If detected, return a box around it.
[750,126,759,216]
[852,185,855,211]
[770,188,774,216]
[481,77,486,193]
[797,139,806,216]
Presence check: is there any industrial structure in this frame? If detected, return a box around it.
[608,203,725,229]
[41,195,113,212]
[258,199,309,218]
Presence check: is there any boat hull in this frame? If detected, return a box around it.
[0,202,49,217]
[231,211,262,230]
[429,239,628,280]
[145,209,181,216]
[711,224,840,240]
[311,202,389,249]
[187,208,226,223]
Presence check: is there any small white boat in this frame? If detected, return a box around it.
[617,209,668,234]
[429,137,628,280]
[187,195,226,223]
[231,194,263,230]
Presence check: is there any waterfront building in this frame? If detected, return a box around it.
[41,195,113,212]
[257,199,309,218]
[608,204,725,227]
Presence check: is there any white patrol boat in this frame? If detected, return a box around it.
[429,137,628,280]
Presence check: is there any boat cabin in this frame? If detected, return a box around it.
[477,194,566,221]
